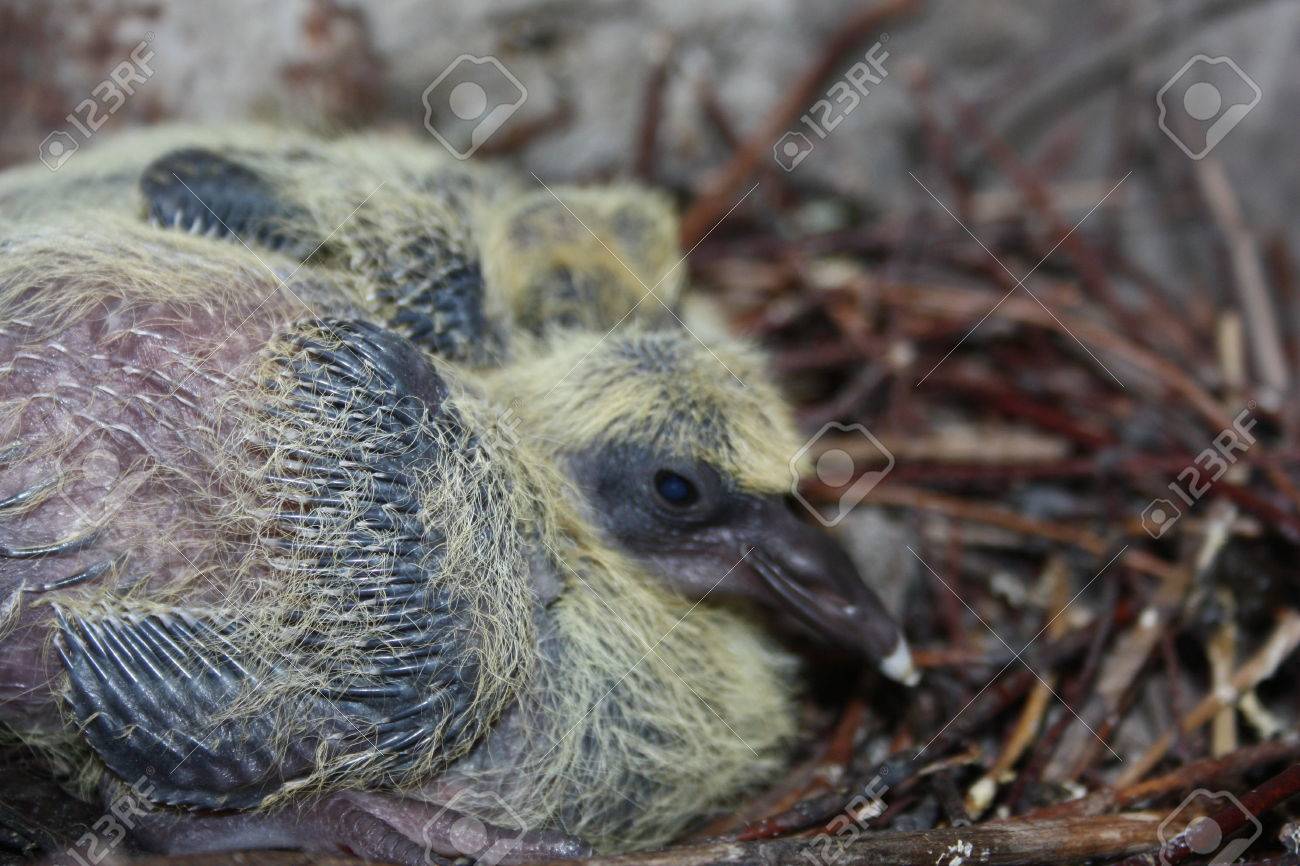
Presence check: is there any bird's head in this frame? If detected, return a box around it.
[492,326,917,684]
[482,186,684,337]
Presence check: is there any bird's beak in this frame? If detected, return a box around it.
[741,498,919,685]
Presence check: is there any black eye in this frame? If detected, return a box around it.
[654,470,698,507]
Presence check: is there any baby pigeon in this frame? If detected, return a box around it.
[0,126,683,364]
[0,133,913,863]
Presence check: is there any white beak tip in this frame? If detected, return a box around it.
[880,637,921,687]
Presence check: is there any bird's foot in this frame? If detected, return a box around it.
[124,789,591,866]
[341,790,592,865]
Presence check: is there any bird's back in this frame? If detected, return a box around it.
[0,213,535,806]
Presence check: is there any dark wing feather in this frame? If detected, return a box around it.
[140,145,502,364]
[140,147,321,258]
[57,607,308,809]
[57,321,497,808]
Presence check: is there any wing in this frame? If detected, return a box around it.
[140,147,321,258]
[58,606,314,809]
[138,139,681,367]
[138,144,505,365]
[56,320,522,809]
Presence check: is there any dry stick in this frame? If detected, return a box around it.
[1117,609,1300,788]
[1027,737,1300,820]
[633,35,673,181]
[887,279,1234,431]
[734,630,1099,844]
[909,64,974,218]
[532,815,1162,866]
[809,454,1300,548]
[696,79,797,206]
[1117,763,1300,866]
[1120,739,1300,811]
[924,369,1118,449]
[126,855,383,866]
[1041,511,1217,783]
[1008,576,1122,813]
[965,557,1070,819]
[825,481,1177,582]
[1111,253,1208,365]
[1192,152,1288,398]
[678,0,919,246]
[1159,625,1196,764]
[1266,235,1300,424]
[880,280,1300,535]
[970,0,1280,168]
[1049,501,1233,782]
[956,103,1145,344]
[932,767,973,828]
[476,100,574,156]
[1192,157,1300,518]
[1209,587,1240,758]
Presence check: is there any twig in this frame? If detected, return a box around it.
[966,558,1070,818]
[1027,737,1300,819]
[1042,555,1193,783]
[968,0,1281,166]
[534,815,1162,866]
[1209,588,1240,757]
[1192,155,1289,398]
[1118,610,1300,788]
[476,100,574,156]
[1007,576,1121,811]
[679,0,919,246]
[633,35,674,181]
[1117,763,1300,866]
[956,102,1142,342]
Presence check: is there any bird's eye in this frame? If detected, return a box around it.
[654,470,699,507]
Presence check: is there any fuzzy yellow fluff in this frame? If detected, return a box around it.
[0,129,803,853]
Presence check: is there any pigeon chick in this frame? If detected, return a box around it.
[0,126,684,365]
[0,159,912,866]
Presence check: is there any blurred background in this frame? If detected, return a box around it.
[6,0,1300,862]
[1,0,1295,228]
